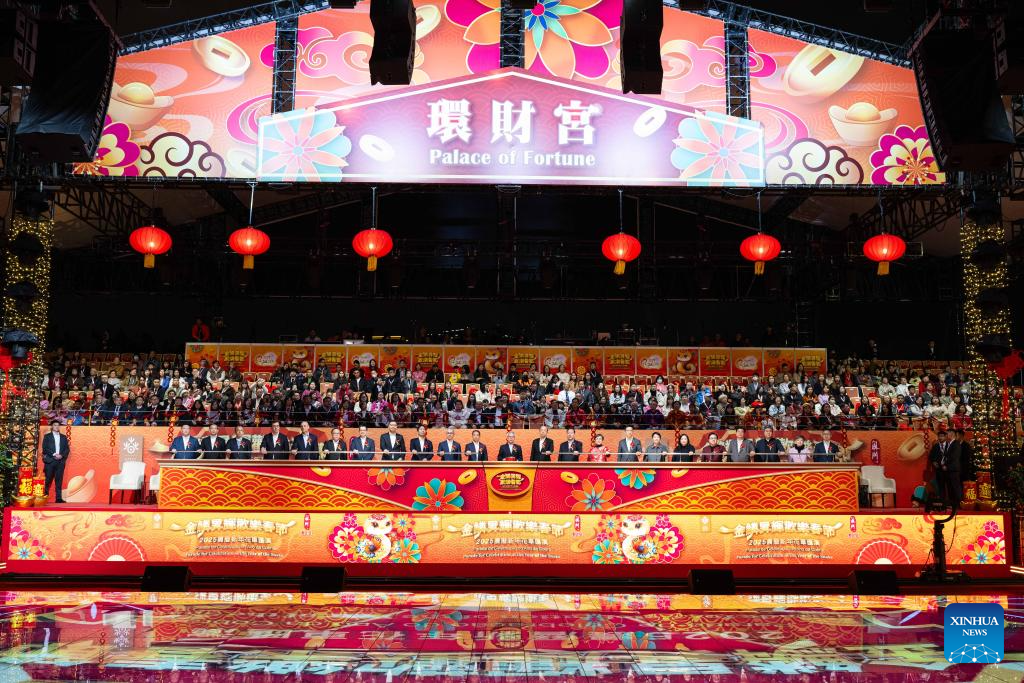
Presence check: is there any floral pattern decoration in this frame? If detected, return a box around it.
[671,115,761,184]
[259,109,352,182]
[412,478,465,511]
[73,116,140,177]
[565,473,621,512]
[328,513,422,564]
[614,468,656,490]
[412,607,464,636]
[590,515,683,565]
[959,521,1005,565]
[367,467,407,491]
[869,124,945,186]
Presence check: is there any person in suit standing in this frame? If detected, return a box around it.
[349,425,376,461]
[199,423,227,459]
[170,424,201,459]
[261,421,291,460]
[380,420,406,461]
[644,432,670,462]
[530,425,555,462]
[498,431,524,461]
[225,425,252,460]
[617,425,643,462]
[410,424,434,461]
[558,427,585,462]
[465,429,488,461]
[812,429,841,463]
[929,428,961,508]
[437,427,462,461]
[292,421,319,461]
[321,427,347,460]
[753,426,784,463]
[726,427,754,463]
[41,422,70,503]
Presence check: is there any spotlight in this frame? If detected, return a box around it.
[1,329,39,361]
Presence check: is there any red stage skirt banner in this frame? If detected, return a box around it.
[36,426,941,508]
[4,508,1008,576]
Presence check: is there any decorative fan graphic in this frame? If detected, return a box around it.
[854,539,910,565]
[88,536,146,562]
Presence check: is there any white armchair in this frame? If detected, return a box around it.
[860,465,897,507]
[147,473,160,504]
[109,461,146,504]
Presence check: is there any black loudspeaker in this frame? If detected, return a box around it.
[369,0,415,85]
[910,26,1014,171]
[620,0,663,94]
[16,20,115,162]
[847,569,899,595]
[688,569,735,595]
[992,8,1024,94]
[0,8,37,85]
[301,566,346,593]
[141,565,193,592]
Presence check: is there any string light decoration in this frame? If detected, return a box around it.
[960,202,1014,510]
[1,214,53,470]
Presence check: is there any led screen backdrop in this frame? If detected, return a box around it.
[748,29,944,186]
[73,23,276,179]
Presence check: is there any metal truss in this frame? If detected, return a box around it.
[844,189,963,244]
[272,16,299,114]
[119,0,329,54]
[53,183,151,238]
[1010,95,1024,201]
[499,2,526,68]
[724,21,749,119]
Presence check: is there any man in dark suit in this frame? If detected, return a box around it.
[929,428,961,508]
[753,426,784,463]
[349,425,376,461]
[291,421,320,461]
[558,428,584,462]
[352,369,374,396]
[225,425,252,460]
[170,424,201,459]
[102,396,126,424]
[617,425,643,462]
[530,425,555,462]
[41,422,70,503]
[322,427,347,460]
[812,430,841,463]
[437,427,462,461]
[498,431,523,461]
[465,429,488,461]
[410,425,434,461]
[261,421,291,460]
[199,423,227,459]
[380,421,406,461]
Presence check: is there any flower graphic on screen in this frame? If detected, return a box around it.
[391,537,422,564]
[524,0,615,79]
[259,109,352,182]
[614,467,656,490]
[960,529,1005,565]
[412,607,463,634]
[445,0,502,73]
[591,538,622,564]
[649,524,683,562]
[412,478,465,511]
[621,631,656,650]
[566,473,621,512]
[671,116,761,183]
[869,124,945,185]
[73,116,140,177]
[367,466,407,491]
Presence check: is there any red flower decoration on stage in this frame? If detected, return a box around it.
[566,473,621,512]
[412,478,465,511]
[367,467,406,491]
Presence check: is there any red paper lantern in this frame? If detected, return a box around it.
[863,233,906,275]
[128,225,172,268]
[739,233,781,275]
[601,233,642,275]
[229,226,271,270]
[352,227,393,272]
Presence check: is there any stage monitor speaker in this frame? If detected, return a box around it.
[16,20,115,162]
[620,0,663,94]
[992,8,1024,94]
[369,0,415,85]
[0,8,37,85]
[847,569,898,595]
[688,569,735,595]
[141,566,193,592]
[911,26,1014,171]
[301,567,346,593]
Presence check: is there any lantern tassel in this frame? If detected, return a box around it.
[367,255,378,272]
[243,255,254,270]
[143,253,155,269]
[877,261,889,276]
[613,259,625,275]
[754,261,765,276]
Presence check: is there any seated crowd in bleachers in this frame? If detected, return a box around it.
[35,347,1012,432]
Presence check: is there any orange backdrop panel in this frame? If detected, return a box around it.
[508,347,540,372]
[796,349,829,375]
[185,343,218,366]
[217,344,251,372]
[443,346,476,373]
[571,347,602,375]
[379,345,412,371]
[250,345,284,373]
[411,345,444,371]
[477,346,508,375]
[314,344,347,369]
[603,348,636,375]
[763,348,797,377]
[731,349,763,378]
[668,348,700,376]
[699,348,732,376]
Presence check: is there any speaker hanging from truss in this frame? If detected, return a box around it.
[369,0,416,85]
[619,0,663,94]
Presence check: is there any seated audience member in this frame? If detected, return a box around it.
[321,427,347,460]
[726,427,754,463]
[672,433,696,462]
[226,425,252,459]
[559,428,584,462]
[291,421,319,460]
[589,434,611,462]
[813,430,841,463]
[170,424,200,460]
[644,432,670,462]
[410,424,434,461]
[617,426,643,462]
[380,420,406,461]
[199,423,227,459]
[696,433,722,463]
[261,421,291,460]
[465,429,488,461]
[753,426,784,462]
[498,431,524,461]
[437,427,461,461]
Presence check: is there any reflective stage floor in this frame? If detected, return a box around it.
[0,591,1020,681]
